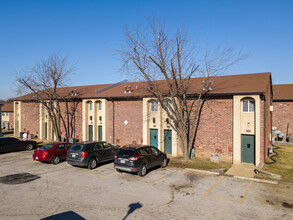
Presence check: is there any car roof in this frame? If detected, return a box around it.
[0,137,16,139]
[74,141,107,145]
[122,144,152,149]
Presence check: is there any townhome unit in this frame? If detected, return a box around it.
[13,72,273,166]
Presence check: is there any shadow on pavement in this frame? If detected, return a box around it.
[41,211,86,220]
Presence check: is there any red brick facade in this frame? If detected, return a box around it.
[107,100,143,146]
[194,98,233,161]
[273,101,293,135]
[22,102,40,136]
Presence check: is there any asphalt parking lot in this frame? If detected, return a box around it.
[0,151,293,220]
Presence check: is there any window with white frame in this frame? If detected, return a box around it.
[88,102,93,111]
[242,100,255,113]
[98,102,102,110]
[150,101,158,112]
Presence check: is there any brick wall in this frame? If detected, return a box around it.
[273,101,293,135]
[59,101,83,141]
[107,100,143,146]
[194,99,233,161]
[22,102,40,136]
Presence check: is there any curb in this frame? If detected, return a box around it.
[185,168,279,185]
[185,168,220,176]
[234,175,278,185]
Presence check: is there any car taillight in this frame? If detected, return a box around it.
[82,152,88,158]
[129,156,141,161]
[43,151,48,156]
[115,155,118,158]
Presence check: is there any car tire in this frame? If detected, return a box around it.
[138,164,147,176]
[51,156,60,165]
[88,158,97,169]
[26,144,33,151]
[161,158,168,168]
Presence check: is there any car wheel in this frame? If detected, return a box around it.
[26,144,33,151]
[51,156,60,165]
[138,164,147,176]
[88,158,97,169]
[161,158,168,168]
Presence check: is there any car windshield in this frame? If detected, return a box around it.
[116,148,136,157]
[70,144,84,151]
[41,144,55,150]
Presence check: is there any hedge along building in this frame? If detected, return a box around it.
[13,72,273,166]
[272,84,293,137]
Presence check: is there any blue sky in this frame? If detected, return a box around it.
[0,0,292,100]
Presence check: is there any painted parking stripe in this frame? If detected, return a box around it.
[203,177,253,203]
[203,176,225,196]
[147,170,177,186]
[89,168,117,179]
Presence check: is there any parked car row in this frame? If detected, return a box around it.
[0,137,37,153]
[32,141,168,176]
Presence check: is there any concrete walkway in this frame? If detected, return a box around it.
[225,164,256,178]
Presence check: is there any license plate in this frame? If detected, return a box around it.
[120,159,126,163]
[35,157,38,160]
[72,154,76,158]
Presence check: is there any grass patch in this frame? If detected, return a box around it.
[168,157,232,170]
[263,144,293,181]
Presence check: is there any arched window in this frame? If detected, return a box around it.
[150,101,158,112]
[88,102,93,111]
[98,102,102,110]
[242,99,255,113]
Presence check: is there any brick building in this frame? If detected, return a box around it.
[1,102,14,130]
[13,72,273,166]
[272,84,293,136]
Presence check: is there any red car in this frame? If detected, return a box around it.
[33,142,72,164]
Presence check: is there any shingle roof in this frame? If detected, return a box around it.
[0,103,13,112]
[273,84,293,101]
[13,72,271,101]
[97,72,271,98]
[13,83,113,101]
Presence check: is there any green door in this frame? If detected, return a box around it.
[45,122,48,139]
[150,129,158,148]
[241,135,255,164]
[98,125,102,141]
[88,125,93,141]
[164,130,172,154]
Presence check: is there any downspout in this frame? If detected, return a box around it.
[112,100,115,144]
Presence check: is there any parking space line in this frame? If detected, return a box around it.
[203,176,225,196]
[203,177,253,204]
[240,181,253,203]
[89,168,117,179]
[147,170,177,186]
[89,172,117,179]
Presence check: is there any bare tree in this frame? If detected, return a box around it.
[120,18,246,160]
[16,53,78,142]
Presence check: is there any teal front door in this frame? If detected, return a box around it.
[164,130,172,154]
[241,135,255,164]
[45,122,48,139]
[150,129,158,148]
[98,126,102,141]
[89,125,93,141]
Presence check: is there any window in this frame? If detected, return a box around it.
[1,113,5,116]
[89,102,93,110]
[242,100,255,113]
[150,101,158,112]
[98,102,102,110]
[57,144,66,150]
[6,112,9,116]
